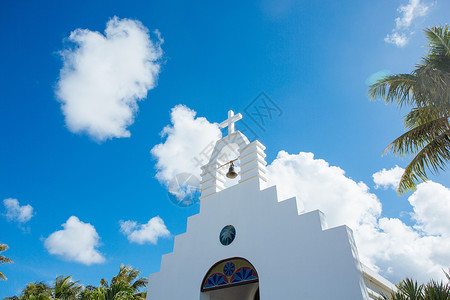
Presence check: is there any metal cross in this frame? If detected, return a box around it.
[220,110,242,136]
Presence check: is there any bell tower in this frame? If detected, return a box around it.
[199,110,269,200]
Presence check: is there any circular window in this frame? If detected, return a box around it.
[219,225,236,246]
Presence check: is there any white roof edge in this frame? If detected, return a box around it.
[362,263,397,292]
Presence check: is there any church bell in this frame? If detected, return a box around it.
[226,161,238,179]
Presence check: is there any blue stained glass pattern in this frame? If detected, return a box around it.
[231,267,257,283]
[201,258,259,291]
[204,273,228,289]
[223,262,235,276]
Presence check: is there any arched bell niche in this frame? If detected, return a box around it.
[201,257,260,300]
[217,141,241,187]
[200,131,251,199]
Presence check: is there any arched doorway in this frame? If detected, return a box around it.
[201,257,259,300]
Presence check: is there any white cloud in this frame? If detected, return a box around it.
[384,0,430,47]
[358,216,450,283]
[395,0,429,28]
[151,105,221,190]
[119,216,170,245]
[44,216,105,265]
[267,151,381,231]
[3,198,33,223]
[56,16,163,141]
[384,32,409,47]
[373,165,405,189]
[409,181,450,236]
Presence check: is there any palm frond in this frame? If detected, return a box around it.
[404,106,446,128]
[414,64,450,111]
[21,281,53,298]
[131,278,147,292]
[100,278,109,288]
[399,278,424,299]
[0,255,13,264]
[444,269,450,282]
[0,243,13,281]
[398,129,450,193]
[368,74,419,107]
[424,25,450,58]
[423,280,450,299]
[442,269,450,284]
[385,116,449,155]
[54,275,82,298]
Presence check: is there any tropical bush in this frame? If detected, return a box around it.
[381,270,450,299]
[5,265,147,300]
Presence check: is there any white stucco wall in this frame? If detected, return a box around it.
[147,178,370,300]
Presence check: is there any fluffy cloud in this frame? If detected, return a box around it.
[358,181,450,282]
[3,198,33,223]
[151,105,221,194]
[385,0,430,47]
[44,216,105,265]
[373,165,404,190]
[409,181,450,236]
[395,0,429,28]
[120,216,170,245]
[151,105,450,282]
[267,151,381,231]
[384,32,409,47]
[56,16,163,141]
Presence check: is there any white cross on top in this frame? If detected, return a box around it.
[219,110,242,136]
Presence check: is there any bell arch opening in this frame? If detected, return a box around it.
[200,257,260,300]
[218,142,240,188]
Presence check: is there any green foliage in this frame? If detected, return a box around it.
[98,264,147,300]
[369,25,450,194]
[0,243,13,280]
[53,275,82,299]
[399,278,424,300]
[381,270,450,300]
[7,264,147,300]
[20,282,53,300]
[423,280,450,299]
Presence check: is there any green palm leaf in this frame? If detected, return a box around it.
[368,74,419,108]
[398,278,424,300]
[53,275,82,299]
[0,243,13,281]
[423,280,450,299]
[424,25,450,60]
[399,129,450,192]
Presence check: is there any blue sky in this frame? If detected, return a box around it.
[1,0,450,296]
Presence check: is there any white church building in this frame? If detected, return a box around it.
[147,111,396,300]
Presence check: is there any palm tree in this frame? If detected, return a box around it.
[19,282,53,300]
[0,243,13,280]
[99,264,147,300]
[53,275,82,299]
[369,25,450,194]
[381,270,450,299]
[423,280,450,299]
[399,278,423,300]
[8,264,147,300]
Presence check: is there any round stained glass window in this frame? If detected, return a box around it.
[219,225,236,246]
